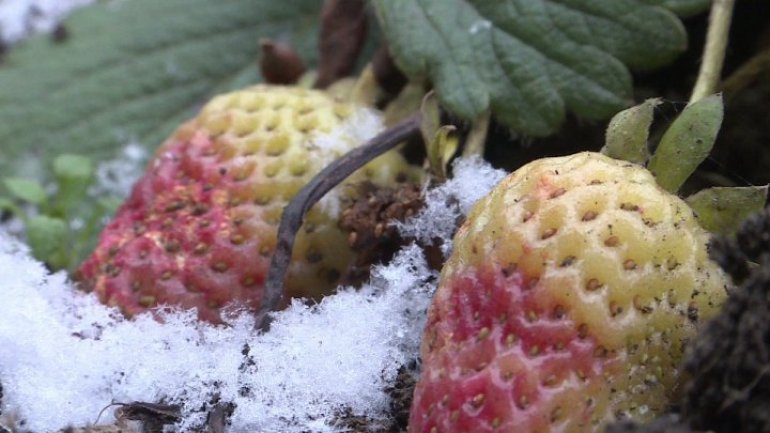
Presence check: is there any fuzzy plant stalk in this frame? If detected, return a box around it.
[690,0,736,103]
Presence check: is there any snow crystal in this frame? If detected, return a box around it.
[0,154,505,433]
[92,143,148,198]
[0,0,94,44]
[0,229,434,433]
[397,156,507,256]
[228,246,434,432]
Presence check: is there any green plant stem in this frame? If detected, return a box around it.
[690,0,736,103]
[720,48,770,99]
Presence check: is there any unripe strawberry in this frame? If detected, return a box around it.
[77,85,415,323]
[409,152,727,433]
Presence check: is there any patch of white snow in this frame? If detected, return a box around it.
[92,143,148,199]
[0,0,94,44]
[397,156,507,256]
[0,153,507,433]
[0,231,434,433]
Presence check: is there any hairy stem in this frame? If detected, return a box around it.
[259,113,422,329]
[690,0,736,103]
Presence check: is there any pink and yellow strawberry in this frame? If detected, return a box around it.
[409,152,727,433]
[77,85,415,323]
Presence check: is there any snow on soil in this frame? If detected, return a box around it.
[0,0,94,44]
[0,158,506,432]
[397,157,507,256]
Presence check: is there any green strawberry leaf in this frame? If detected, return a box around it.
[648,94,723,193]
[687,186,769,235]
[373,0,693,136]
[0,0,322,177]
[3,177,48,205]
[26,215,70,269]
[602,98,660,164]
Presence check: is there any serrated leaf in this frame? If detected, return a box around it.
[0,0,322,177]
[373,0,691,136]
[601,98,660,164]
[3,177,48,205]
[687,186,769,235]
[26,215,69,269]
[648,94,723,193]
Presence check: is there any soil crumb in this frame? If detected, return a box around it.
[332,364,417,433]
[681,208,770,433]
[339,182,424,285]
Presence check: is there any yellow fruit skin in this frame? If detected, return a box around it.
[425,152,727,429]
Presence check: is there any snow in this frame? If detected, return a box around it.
[0,0,94,44]
[92,143,148,198]
[397,156,507,256]
[0,157,505,433]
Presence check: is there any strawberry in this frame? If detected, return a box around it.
[76,85,415,323]
[409,152,727,433]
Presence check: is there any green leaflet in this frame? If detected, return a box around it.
[373,0,694,137]
[601,98,660,164]
[26,215,70,270]
[3,177,48,206]
[687,186,769,236]
[648,94,723,193]
[0,0,321,177]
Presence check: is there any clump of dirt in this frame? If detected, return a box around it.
[338,182,424,285]
[332,363,417,433]
[381,365,417,432]
[681,209,770,433]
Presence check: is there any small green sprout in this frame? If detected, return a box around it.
[0,154,121,272]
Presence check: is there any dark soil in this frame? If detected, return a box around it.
[338,182,424,286]
[332,364,417,433]
[681,209,770,433]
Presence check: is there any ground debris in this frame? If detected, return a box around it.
[332,363,417,433]
[682,209,770,433]
[339,182,424,285]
